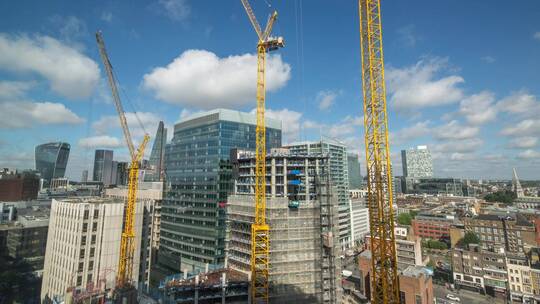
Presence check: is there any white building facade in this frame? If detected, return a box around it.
[41,197,153,301]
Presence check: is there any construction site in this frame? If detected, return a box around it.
[40,0,401,303]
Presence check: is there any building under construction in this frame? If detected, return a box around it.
[226,148,342,303]
[159,268,249,304]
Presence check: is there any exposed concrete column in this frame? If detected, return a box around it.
[271,158,276,197]
[194,275,199,304]
[221,272,226,304]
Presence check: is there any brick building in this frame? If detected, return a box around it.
[0,170,40,201]
[412,214,454,240]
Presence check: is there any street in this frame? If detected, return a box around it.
[433,284,506,304]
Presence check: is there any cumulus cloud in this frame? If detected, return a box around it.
[317,90,338,110]
[459,91,497,125]
[0,34,100,99]
[501,119,540,136]
[49,15,87,42]
[158,0,191,21]
[178,108,206,122]
[480,56,496,64]
[0,81,34,99]
[534,32,540,41]
[497,90,540,117]
[142,50,291,109]
[78,135,122,148]
[92,112,162,138]
[518,149,540,159]
[251,108,301,143]
[391,120,430,144]
[432,138,484,154]
[508,136,538,149]
[386,57,464,109]
[0,101,84,128]
[101,11,113,23]
[433,120,479,140]
[327,115,363,138]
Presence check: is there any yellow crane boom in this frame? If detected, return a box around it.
[240,1,284,303]
[358,0,400,303]
[95,31,150,289]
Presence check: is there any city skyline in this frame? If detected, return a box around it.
[0,0,539,180]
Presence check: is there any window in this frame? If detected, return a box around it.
[92,222,97,232]
[93,209,99,219]
[83,210,89,220]
[78,262,84,272]
[76,276,82,286]
[87,274,92,283]
[83,223,88,232]
[91,235,96,244]
[400,291,406,304]
[81,236,87,246]
[88,260,94,270]
[415,295,422,304]
[80,249,85,258]
[90,247,95,257]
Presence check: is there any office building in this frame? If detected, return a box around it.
[92,149,114,186]
[157,109,282,275]
[365,234,423,272]
[0,169,40,201]
[227,148,341,303]
[401,146,433,178]
[145,121,167,182]
[35,142,70,185]
[81,170,88,183]
[347,153,362,189]
[40,197,154,301]
[115,162,129,186]
[349,197,369,247]
[403,177,466,196]
[105,181,163,271]
[285,141,351,248]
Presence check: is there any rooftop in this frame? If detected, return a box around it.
[401,265,433,278]
[163,268,248,289]
[175,108,282,131]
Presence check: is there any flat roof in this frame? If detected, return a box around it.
[175,108,282,132]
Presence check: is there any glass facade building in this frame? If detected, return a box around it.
[93,149,114,186]
[145,121,167,182]
[35,142,70,185]
[158,109,282,274]
[347,153,362,189]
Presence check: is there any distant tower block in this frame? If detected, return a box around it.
[513,168,525,198]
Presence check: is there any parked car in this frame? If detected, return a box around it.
[446,294,460,302]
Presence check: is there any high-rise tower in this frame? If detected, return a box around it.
[145,121,167,182]
[35,142,70,186]
[513,168,525,198]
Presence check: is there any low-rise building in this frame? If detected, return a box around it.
[452,244,508,298]
[412,214,454,240]
[349,197,369,247]
[399,266,434,304]
[0,169,40,201]
[506,253,534,303]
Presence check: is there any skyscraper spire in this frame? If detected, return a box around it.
[145,121,167,182]
[512,167,525,198]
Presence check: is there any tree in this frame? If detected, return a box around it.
[457,231,481,248]
[422,239,448,250]
[484,190,516,204]
[397,213,413,225]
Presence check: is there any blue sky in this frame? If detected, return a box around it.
[0,0,539,180]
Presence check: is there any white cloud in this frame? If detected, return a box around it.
[0,81,33,100]
[391,120,430,144]
[432,138,484,154]
[0,101,84,128]
[433,120,479,140]
[327,115,363,138]
[251,108,301,144]
[158,0,191,21]
[534,32,540,41]
[93,112,162,138]
[497,90,540,117]
[386,57,464,109]
[49,15,87,42]
[317,90,338,110]
[508,136,538,149]
[178,108,206,122]
[518,149,540,159]
[397,25,419,47]
[480,56,496,63]
[0,34,99,99]
[501,119,540,136]
[142,50,291,109]
[459,91,497,125]
[78,135,122,148]
[101,11,113,23]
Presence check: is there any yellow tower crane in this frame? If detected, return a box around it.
[95,31,150,291]
[357,0,400,303]
[239,1,284,303]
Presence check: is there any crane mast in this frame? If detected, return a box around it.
[95,31,150,290]
[358,0,400,303]
[240,1,284,303]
